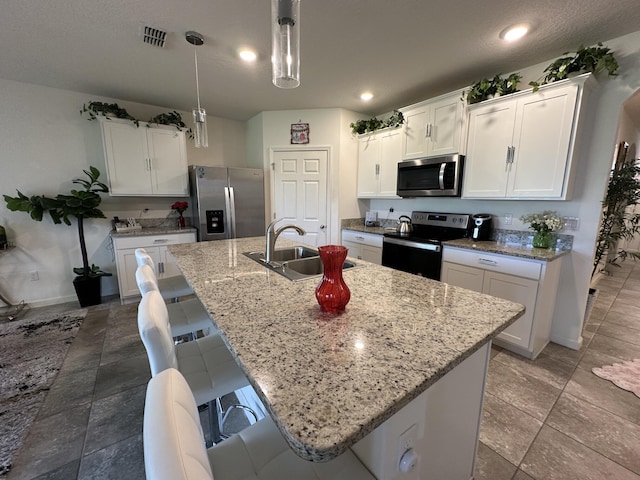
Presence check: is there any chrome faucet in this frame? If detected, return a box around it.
[265,218,306,263]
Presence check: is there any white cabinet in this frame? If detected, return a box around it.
[463,74,591,200]
[341,229,383,264]
[357,128,402,198]
[112,231,196,303]
[401,90,465,160]
[100,119,189,196]
[441,247,561,359]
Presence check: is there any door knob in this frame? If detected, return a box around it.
[320,225,326,230]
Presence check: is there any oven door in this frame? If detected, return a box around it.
[381,237,442,280]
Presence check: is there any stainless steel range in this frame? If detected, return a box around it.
[382,211,471,280]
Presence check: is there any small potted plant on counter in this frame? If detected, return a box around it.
[3,166,111,307]
[520,210,563,249]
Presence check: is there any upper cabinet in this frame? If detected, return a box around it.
[462,74,592,200]
[401,90,465,160]
[99,119,189,196]
[357,127,402,198]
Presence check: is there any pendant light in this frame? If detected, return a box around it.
[271,0,300,89]
[185,31,208,148]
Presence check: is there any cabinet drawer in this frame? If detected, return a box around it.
[112,232,196,250]
[341,229,383,248]
[442,247,542,280]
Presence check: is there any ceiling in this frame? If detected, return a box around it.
[2,0,640,121]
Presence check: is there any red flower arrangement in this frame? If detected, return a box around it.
[171,201,188,215]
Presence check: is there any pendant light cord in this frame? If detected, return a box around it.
[194,49,202,111]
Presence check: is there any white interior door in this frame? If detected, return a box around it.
[272,149,328,247]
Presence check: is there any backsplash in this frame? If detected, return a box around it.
[342,218,573,251]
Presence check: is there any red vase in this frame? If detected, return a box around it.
[178,214,186,229]
[315,245,351,313]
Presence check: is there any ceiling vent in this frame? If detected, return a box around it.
[141,25,167,48]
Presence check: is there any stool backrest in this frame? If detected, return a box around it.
[135,248,156,271]
[136,264,159,295]
[144,368,214,480]
[138,290,178,376]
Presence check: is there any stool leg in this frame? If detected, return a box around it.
[207,399,222,446]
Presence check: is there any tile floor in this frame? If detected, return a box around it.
[5,262,640,479]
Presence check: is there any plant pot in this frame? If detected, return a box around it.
[532,230,554,249]
[73,275,102,307]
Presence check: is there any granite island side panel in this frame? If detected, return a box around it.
[168,237,525,462]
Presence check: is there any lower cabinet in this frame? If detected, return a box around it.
[341,229,383,264]
[441,247,562,359]
[112,232,196,303]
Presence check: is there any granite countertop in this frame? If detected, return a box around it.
[169,237,525,462]
[341,218,572,262]
[443,238,570,261]
[110,226,197,237]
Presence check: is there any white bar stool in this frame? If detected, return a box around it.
[136,264,216,339]
[137,289,254,444]
[144,368,376,480]
[135,248,193,301]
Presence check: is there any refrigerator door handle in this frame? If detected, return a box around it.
[228,186,237,238]
[224,186,233,239]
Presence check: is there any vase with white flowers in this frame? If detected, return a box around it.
[520,211,564,249]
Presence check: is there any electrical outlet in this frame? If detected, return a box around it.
[563,216,580,230]
[504,213,512,225]
[389,207,394,213]
[30,270,39,281]
[397,424,417,471]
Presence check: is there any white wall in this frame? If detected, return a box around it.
[0,78,247,306]
[370,30,640,350]
[247,108,364,244]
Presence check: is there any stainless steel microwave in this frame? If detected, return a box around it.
[396,154,464,197]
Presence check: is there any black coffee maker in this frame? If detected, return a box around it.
[472,214,492,241]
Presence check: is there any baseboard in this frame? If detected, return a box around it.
[550,334,583,351]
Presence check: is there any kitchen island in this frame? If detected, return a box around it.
[169,237,525,479]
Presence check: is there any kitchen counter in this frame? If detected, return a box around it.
[443,238,570,261]
[169,237,525,467]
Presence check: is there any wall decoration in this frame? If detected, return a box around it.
[291,123,309,144]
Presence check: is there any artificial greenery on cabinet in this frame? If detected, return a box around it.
[529,42,618,91]
[462,73,522,105]
[81,101,192,135]
[350,110,404,135]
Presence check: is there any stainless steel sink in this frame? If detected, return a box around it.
[243,247,356,281]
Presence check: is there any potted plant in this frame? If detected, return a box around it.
[529,42,618,91]
[592,148,640,278]
[350,110,404,135]
[463,73,522,105]
[3,166,112,307]
[519,210,564,249]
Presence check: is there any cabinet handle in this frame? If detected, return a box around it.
[425,123,433,138]
[375,164,380,175]
[355,236,364,241]
[509,146,515,164]
[505,146,511,166]
[153,239,169,244]
[478,258,498,267]
[158,261,164,274]
[149,157,153,170]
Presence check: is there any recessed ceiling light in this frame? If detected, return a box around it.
[500,24,529,42]
[360,92,374,101]
[239,49,257,62]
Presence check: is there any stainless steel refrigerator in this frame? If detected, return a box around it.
[189,165,265,241]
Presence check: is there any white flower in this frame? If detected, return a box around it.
[519,211,563,233]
